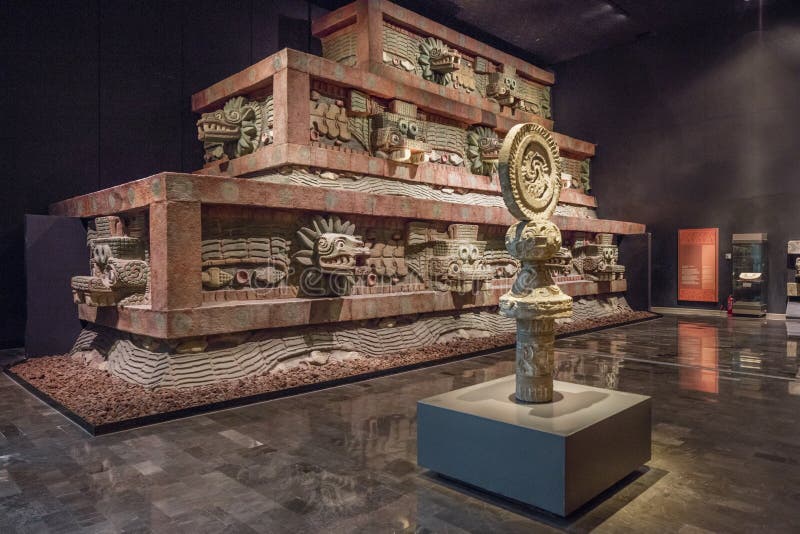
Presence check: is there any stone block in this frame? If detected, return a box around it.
[418,375,651,516]
[149,201,202,311]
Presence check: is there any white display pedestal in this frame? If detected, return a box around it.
[417,375,651,516]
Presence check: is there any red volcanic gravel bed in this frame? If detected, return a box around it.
[10,311,656,426]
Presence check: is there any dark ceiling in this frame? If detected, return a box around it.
[313,0,777,65]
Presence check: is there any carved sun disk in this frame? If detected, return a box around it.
[520,150,552,210]
[498,123,562,222]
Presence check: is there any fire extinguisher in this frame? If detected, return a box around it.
[727,295,734,316]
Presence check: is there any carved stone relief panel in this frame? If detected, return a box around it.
[580,159,591,193]
[314,82,485,170]
[201,236,292,290]
[561,156,591,193]
[484,231,520,281]
[466,126,501,178]
[571,233,625,281]
[309,81,367,153]
[370,100,467,166]
[197,78,509,178]
[321,30,357,66]
[382,22,422,74]
[196,94,274,163]
[201,208,295,297]
[294,215,371,297]
[201,205,514,301]
[486,66,552,117]
[74,310,516,388]
[377,21,551,118]
[406,222,496,294]
[71,213,150,307]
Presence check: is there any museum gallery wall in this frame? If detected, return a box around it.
[1,0,329,349]
[9,0,653,426]
[553,0,800,313]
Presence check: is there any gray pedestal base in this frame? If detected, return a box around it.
[417,375,651,516]
[786,301,800,336]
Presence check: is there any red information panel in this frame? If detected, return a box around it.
[678,228,719,302]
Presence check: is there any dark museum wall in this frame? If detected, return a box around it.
[554,2,800,314]
[4,2,800,349]
[0,0,329,349]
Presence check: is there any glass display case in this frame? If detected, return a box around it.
[732,233,768,317]
[785,241,800,334]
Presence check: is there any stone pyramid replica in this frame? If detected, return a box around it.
[52,0,645,388]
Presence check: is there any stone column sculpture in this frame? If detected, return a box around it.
[497,123,573,403]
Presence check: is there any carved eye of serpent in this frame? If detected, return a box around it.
[336,239,345,249]
[226,105,254,124]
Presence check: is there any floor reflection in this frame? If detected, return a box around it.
[787,336,800,396]
[555,336,625,390]
[556,355,622,390]
[677,321,719,394]
[3,316,800,532]
[734,347,763,371]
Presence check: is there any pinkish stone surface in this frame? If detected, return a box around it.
[50,173,645,235]
[45,0,646,394]
[149,201,202,311]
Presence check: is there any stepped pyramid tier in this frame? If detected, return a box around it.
[50,0,647,388]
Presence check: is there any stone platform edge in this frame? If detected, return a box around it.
[195,142,597,203]
[75,278,627,339]
[49,173,642,235]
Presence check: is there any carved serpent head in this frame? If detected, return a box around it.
[197,96,265,162]
[486,73,519,106]
[466,126,501,176]
[314,233,370,274]
[419,37,461,77]
[371,112,430,162]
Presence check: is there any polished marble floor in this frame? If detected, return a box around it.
[2,315,800,533]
